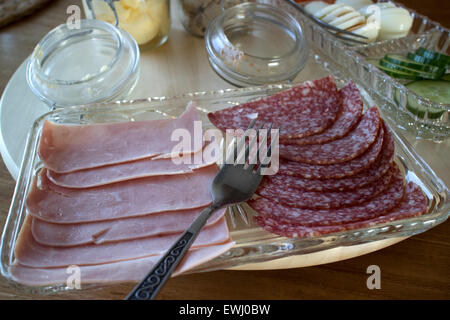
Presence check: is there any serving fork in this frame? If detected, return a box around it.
[286,0,369,45]
[125,119,279,300]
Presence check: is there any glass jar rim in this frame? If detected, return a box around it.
[27,19,124,86]
[215,2,303,62]
[26,19,140,108]
[205,2,309,86]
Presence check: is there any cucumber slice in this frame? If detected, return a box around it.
[407,52,449,69]
[383,54,444,73]
[415,48,450,66]
[407,80,450,104]
[396,80,449,119]
[379,59,444,80]
[368,60,420,80]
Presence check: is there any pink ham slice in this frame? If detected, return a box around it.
[31,206,227,246]
[27,165,217,224]
[46,141,220,188]
[39,104,203,173]
[15,215,230,268]
[9,241,234,286]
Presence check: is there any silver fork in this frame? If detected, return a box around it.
[125,119,279,300]
[286,0,369,45]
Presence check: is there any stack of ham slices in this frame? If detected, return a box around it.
[208,76,429,238]
[10,105,234,287]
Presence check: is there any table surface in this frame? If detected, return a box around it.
[0,0,449,300]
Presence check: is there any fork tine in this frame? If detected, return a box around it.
[224,136,237,165]
[225,118,257,165]
[248,121,267,162]
[257,122,273,166]
[246,118,257,130]
[257,126,280,175]
[246,123,273,171]
[236,121,265,166]
[236,118,258,164]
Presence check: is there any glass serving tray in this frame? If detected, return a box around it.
[351,30,450,140]
[188,0,449,142]
[1,1,449,294]
[1,66,449,293]
[281,0,450,140]
[297,0,449,45]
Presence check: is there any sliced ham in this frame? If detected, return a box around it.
[26,165,217,224]
[46,141,220,188]
[9,241,234,286]
[39,104,204,173]
[15,215,230,268]
[31,206,227,246]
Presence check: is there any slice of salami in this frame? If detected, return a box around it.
[280,107,381,165]
[282,81,363,145]
[253,215,346,238]
[249,163,404,228]
[345,182,428,229]
[271,124,394,191]
[207,76,340,139]
[253,182,427,238]
[257,164,394,209]
[278,123,384,179]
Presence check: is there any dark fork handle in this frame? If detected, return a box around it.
[125,204,219,300]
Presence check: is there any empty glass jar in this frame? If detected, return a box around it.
[27,19,140,109]
[205,2,309,86]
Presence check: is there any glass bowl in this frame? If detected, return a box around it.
[205,2,309,87]
[26,19,140,109]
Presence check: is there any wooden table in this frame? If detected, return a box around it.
[0,0,449,300]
